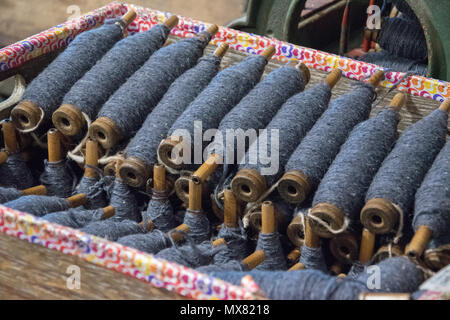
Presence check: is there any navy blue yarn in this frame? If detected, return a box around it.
[255,232,287,270]
[109,178,140,222]
[81,219,144,241]
[39,160,75,198]
[0,186,23,203]
[299,244,327,272]
[142,192,176,232]
[4,195,70,216]
[75,175,114,209]
[43,207,104,228]
[0,153,34,189]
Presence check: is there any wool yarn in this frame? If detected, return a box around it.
[182,210,211,243]
[123,53,223,181]
[39,160,75,198]
[81,219,144,241]
[359,51,427,76]
[365,108,448,224]
[118,229,171,254]
[4,195,70,216]
[142,191,175,232]
[15,18,125,127]
[109,178,140,222]
[255,232,286,270]
[312,106,400,224]
[0,154,34,189]
[299,244,327,272]
[43,207,104,228]
[0,187,22,203]
[75,175,113,209]
[59,23,171,125]
[93,30,213,146]
[210,257,423,300]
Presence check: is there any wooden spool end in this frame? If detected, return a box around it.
[52,104,85,137]
[373,244,404,263]
[119,156,151,188]
[188,178,202,211]
[121,9,137,28]
[304,217,320,249]
[360,198,400,234]
[278,170,311,204]
[0,150,8,165]
[47,129,62,163]
[157,136,183,170]
[205,24,219,37]
[67,194,87,208]
[359,292,411,300]
[389,92,406,111]
[261,46,276,61]
[287,248,301,264]
[1,120,19,153]
[359,228,376,263]
[324,68,343,89]
[89,117,122,150]
[309,203,345,238]
[214,43,229,58]
[438,99,450,113]
[329,232,359,264]
[261,201,275,234]
[21,185,47,196]
[174,174,191,204]
[11,100,42,131]
[223,189,238,228]
[287,214,305,248]
[405,225,433,259]
[153,164,166,192]
[170,224,190,243]
[286,61,310,85]
[164,15,179,30]
[101,206,115,220]
[366,69,385,88]
[424,246,450,271]
[231,168,267,203]
[84,139,99,179]
[192,154,220,184]
[288,262,306,271]
[241,250,265,271]
[104,160,117,176]
[212,238,226,247]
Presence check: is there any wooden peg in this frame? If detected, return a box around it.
[121,9,137,28]
[287,248,301,265]
[47,129,62,162]
[188,178,202,211]
[241,250,265,271]
[164,15,179,30]
[261,46,276,61]
[360,198,400,234]
[288,262,306,271]
[305,216,320,248]
[205,24,219,37]
[21,185,47,196]
[278,170,311,204]
[324,68,343,89]
[153,164,166,192]
[438,99,450,113]
[2,120,19,154]
[366,70,385,88]
[212,238,226,247]
[359,228,376,263]
[231,168,267,203]
[192,154,221,184]
[66,194,87,208]
[84,139,99,178]
[405,225,433,258]
[261,201,275,234]
[0,150,8,165]
[389,92,406,111]
[11,100,43,131]
[309,203,345,238]
[170,224,190,243]
[52,104,85,136]
[223,189,238,228]
[214,43,229,58]
[89,117,122,150]
[101,206,115,220]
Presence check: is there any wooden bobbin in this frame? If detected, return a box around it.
[52,104,85,137]
[424,245,450,271]
[164,15,179,29]
[439,99,450,113]
[214,43,229,58]
[286,61,311,85]
[223,189,238,228]
[119,156,152,188]
[21,185,47,196]
[358,228,376,264]
[89,117,122,150]
[372,244,404,263]
[192,154,221,184]
[170,224,190,243]
[66,194,87,208]
[157,136,184,170]
[2,120,19,154]
[366,69,385,88]
[304,216,320,249]
[288,262,306,271]
[261,201,275,234]
[84,139,99,179]
[212,238,226,247]
[405,225,433,259]
[389,92,406,111]
[287,248,301,265]
[174,171,193,204]
[198,24,219,42]
[103,160,117,176]
[101,205,115,220]
[188,178,202,212]
[359,292,411,300]
[0,150,7,165]
[360,198,400,234]
[11,100,43,131]
[231,168,267,203]
[247,203,285,233]
[324,68,343,89]
[120,9,137,28]
[261,46,276,61]
[153,164,166,192]
[286,214,305,248]
[277,170,311,204]
[241,250,266,271]
[47,129,62,162]
[329,232,359,264]
[309,203,346,238]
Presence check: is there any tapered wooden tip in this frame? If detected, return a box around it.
[214,43,229,58]
[309,203,346,238]
[206,24,219,37]
[174,174,191,204]
[361,198,400,234]
[324,68,342,89]
[188,178,202,211]
[231,168,267,203]
[223,189,238,228]
[359,228,376,263]
[2,120,19,153]
[389,93,406,111]
[330,232,359,264]
[305,217,320,249]
[261,201,275,234]
[89,117,122,150]
[170,224,190,243]
[119,156,151,188]
[439,99,450,113]
[261,46,276,61]
[213,238,227,247]
[11,100,43,131]
[66,194,87,208]
[101,205,115,220]
[367,70,385,88]
[287,62,311,84]
[287,214,305,248]
[164,15,179,30]
[241,250,266,271]
[158,136,183,170]
[47,129,62,163]
[405,225,433,259]
[121,9,137,28]
[153,164,166,192]
[0,150,7,165]
[288,262,306,271]
[278,170,311,204]
[84,139,99,178]
[21,185,47,196]
[192,154,220,184]
[287,248,301,264]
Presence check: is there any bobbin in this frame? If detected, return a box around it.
[286,214,305,248]
[11,100,43,131]
[329,232,359,264]
[372,243,403,263]
[101,205,115,220]
[308,203,345,238]
[84,139,100,179]
[287,248,301,266]
[230,168,267,203]
[2,119,19,154]
[0,150,7,165]
[424,245,450,271]
[223,189,238,228]
[47,129,62,163]
[360,198,400,234]
[246,203,286,234]
[405,225,433,259]
[241,250,266,271]
[21,185,47,196]
[88,116,123,150]
[66,193,88,208]
[358,228,376,264]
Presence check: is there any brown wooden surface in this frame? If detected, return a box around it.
[0,233,186,300]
